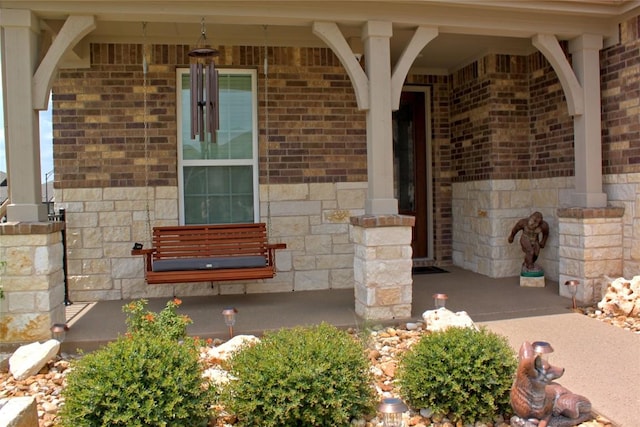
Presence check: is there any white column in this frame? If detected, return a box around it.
[0,9,48,222]
[568,34,607,208]
[362,21,398,215]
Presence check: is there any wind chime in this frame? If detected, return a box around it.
[189,17,219,142]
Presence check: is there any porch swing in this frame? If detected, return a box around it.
[131,22,286,285]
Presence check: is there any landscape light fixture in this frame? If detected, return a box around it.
[532,340,554,363]
[432,293,448,309]
[378,397,408,427]
[564,280,579,310]
[50,323,69,343]
[189,17,219,143]
[222,307,238,338]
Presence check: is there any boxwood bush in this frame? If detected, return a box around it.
[59,299,213,427]
[220,322,376,427]
[397,326,517,423]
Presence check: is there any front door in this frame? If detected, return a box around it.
[393,88,431,259]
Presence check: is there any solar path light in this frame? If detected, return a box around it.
[222,307,238,339]
[378,397,408,427]
[433,293,448,309]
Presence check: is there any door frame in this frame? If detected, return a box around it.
[400,85,434,261]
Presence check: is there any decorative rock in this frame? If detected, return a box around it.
[597,276,640,317]
[419,407,433,418]
[9,341,60,381]
[0,396,39,427]
[406,322,421,331]
[205,335,259,361]
[422,308,476,332]
[202,367,234,386]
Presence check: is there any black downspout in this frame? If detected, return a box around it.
[60,208,72,306]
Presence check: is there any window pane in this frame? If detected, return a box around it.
[181,73,253,160]
[217,74,253,159]
[183,165,254,224]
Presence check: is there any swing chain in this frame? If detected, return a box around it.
[263,25,272,241]
[142,22,152,243]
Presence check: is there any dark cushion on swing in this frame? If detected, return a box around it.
[152,256,267,272]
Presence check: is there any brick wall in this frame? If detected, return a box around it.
[259,51,367,184]
[601,15,640,175]
[53,44,367,190]
[450,55,530,181]
[449,53,572,183]
[528,49,575,179]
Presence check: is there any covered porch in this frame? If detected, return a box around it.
[1,1,638,346]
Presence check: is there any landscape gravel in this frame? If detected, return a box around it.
[1,307,632,427]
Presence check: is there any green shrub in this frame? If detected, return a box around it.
[220,322,376,427]
[397,327,517,423]
[123,298,192,341]
[59,299,213,427]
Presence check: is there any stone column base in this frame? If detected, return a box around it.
[558,207,624,304]
[350,214,415,320]
[0,222,66,346]
[520,275,545,287]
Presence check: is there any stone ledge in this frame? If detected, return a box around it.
[557,207,625,219]
[350,214,415,228]
[0,221,65,235]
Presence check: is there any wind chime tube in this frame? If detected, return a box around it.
[206,62,219,143]
[198,63,205,142]
[190,62,198,140]
[190,62,206,142]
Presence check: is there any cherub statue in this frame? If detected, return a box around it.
[508,211,549,272]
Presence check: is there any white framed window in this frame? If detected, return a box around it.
[177,68,259,225]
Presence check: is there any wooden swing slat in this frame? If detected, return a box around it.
[131,223,286,285]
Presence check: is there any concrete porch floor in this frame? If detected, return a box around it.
[63,266,571,349]
[62,266,639,427]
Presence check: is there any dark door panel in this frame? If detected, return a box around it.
[393,90,428,258]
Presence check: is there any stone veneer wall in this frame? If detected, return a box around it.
[604,173,640,278]
[452,177,574,279]
[452,173,640,283]
[54,182,366,301]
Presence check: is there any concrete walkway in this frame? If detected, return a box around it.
[62,266,639,426]
[481,314,639,427]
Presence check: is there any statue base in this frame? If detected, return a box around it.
[520,273,545,288]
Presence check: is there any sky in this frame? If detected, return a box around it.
[0,53,54,184]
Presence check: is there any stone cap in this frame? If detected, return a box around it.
[350,214,415,228]
[0,221,65,235]
[557,207,624,219]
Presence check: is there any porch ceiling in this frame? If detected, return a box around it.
[3,0,640,74]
